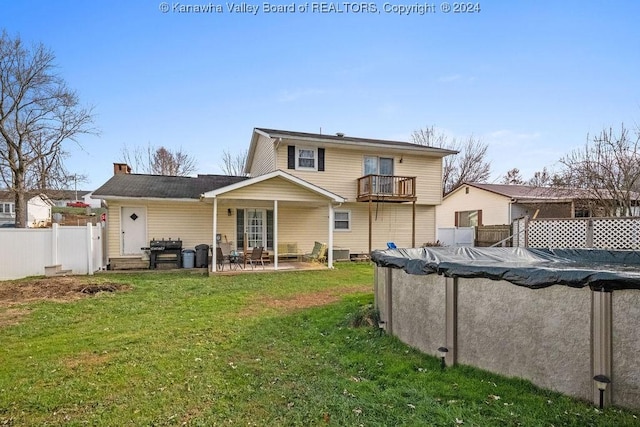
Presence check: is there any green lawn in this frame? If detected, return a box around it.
[1,264,638,426]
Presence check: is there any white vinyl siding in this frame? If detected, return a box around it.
[276,143,444,205]
[248,134,277,177]
[107,200,232,259]
[436,185,511,228]
[332,202,436,252]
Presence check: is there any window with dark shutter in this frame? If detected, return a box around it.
[318,148,325,171]
[236,209,244,249]
[287,146,295,169]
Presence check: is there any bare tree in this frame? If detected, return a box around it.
[120,143,197,176]
[558,124,640,216]
[528,167,551,187]
[150,146,197,176]
[501,168,525,185]
[411,126,490,195]
[220,148,248,176]
[0,31,96,227]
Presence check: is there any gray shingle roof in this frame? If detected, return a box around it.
[92,174,248,199]
[255,127,457,154]
[463,182,640,201]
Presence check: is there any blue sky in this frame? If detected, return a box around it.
[2,0,639,190]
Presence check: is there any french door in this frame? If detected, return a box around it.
[246,209,265,248]
[236,209,273,250]
[364,156,394,194]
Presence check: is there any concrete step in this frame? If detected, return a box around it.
[45,265,73,277]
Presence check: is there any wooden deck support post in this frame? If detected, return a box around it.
[368,197,372,255]
[412,200,416,248]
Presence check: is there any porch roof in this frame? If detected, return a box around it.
[201,170,346,203]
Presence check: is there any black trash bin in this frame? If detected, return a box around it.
[195,244,210,268]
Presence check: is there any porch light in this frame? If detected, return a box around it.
[437,346,448,370]
[593,374,611,409]
[227,208,232,216]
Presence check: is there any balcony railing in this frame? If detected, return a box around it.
[357,174,416,202]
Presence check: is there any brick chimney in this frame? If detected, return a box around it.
[113,163,131,175]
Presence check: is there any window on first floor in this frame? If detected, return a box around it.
[455,210,482,227]
[334,210,351,231]
[0,203,15,214]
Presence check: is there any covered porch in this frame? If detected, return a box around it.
[202,170,346,273]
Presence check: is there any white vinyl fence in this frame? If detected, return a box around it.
[437,227,475,247]
[0,223,106,280]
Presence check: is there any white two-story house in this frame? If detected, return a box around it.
[93,128,455,271]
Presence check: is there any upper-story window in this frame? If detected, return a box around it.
[297,148,316,170]
[364,156,394,176]
[287,145,325,172]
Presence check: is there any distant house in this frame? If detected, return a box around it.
[0,191,54,227]
[437,182,640,228]
[44,189,102,208]
[93,127,456,270]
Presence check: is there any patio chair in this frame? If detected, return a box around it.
[247,246,265,270]
[219,242,232,259]
[216,246,229,271]
[303,241,327,263]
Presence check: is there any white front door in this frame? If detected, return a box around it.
[121,207,147,255]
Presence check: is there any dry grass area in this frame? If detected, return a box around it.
[260,284,372,311]
[0,276,130,327]
[238,284,372,318]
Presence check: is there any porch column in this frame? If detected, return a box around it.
[212,197,217,273]
[328,203,334,268]
[273,199,278,270]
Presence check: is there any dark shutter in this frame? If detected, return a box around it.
[287,146,295,169]
[266,210,274,250]
[454,211,459,227]
[318,148,325,171]
[477,210,483,226]
[236,209,244,250]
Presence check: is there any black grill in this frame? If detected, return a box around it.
[149,238,182,269]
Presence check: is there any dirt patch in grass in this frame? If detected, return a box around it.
[250,284,372,314]
[62,351,113,370]
[0,276,131,327]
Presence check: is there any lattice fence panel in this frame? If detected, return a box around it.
[513,217,527,247]
[528,219,589,248]
[592,218,640,249]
